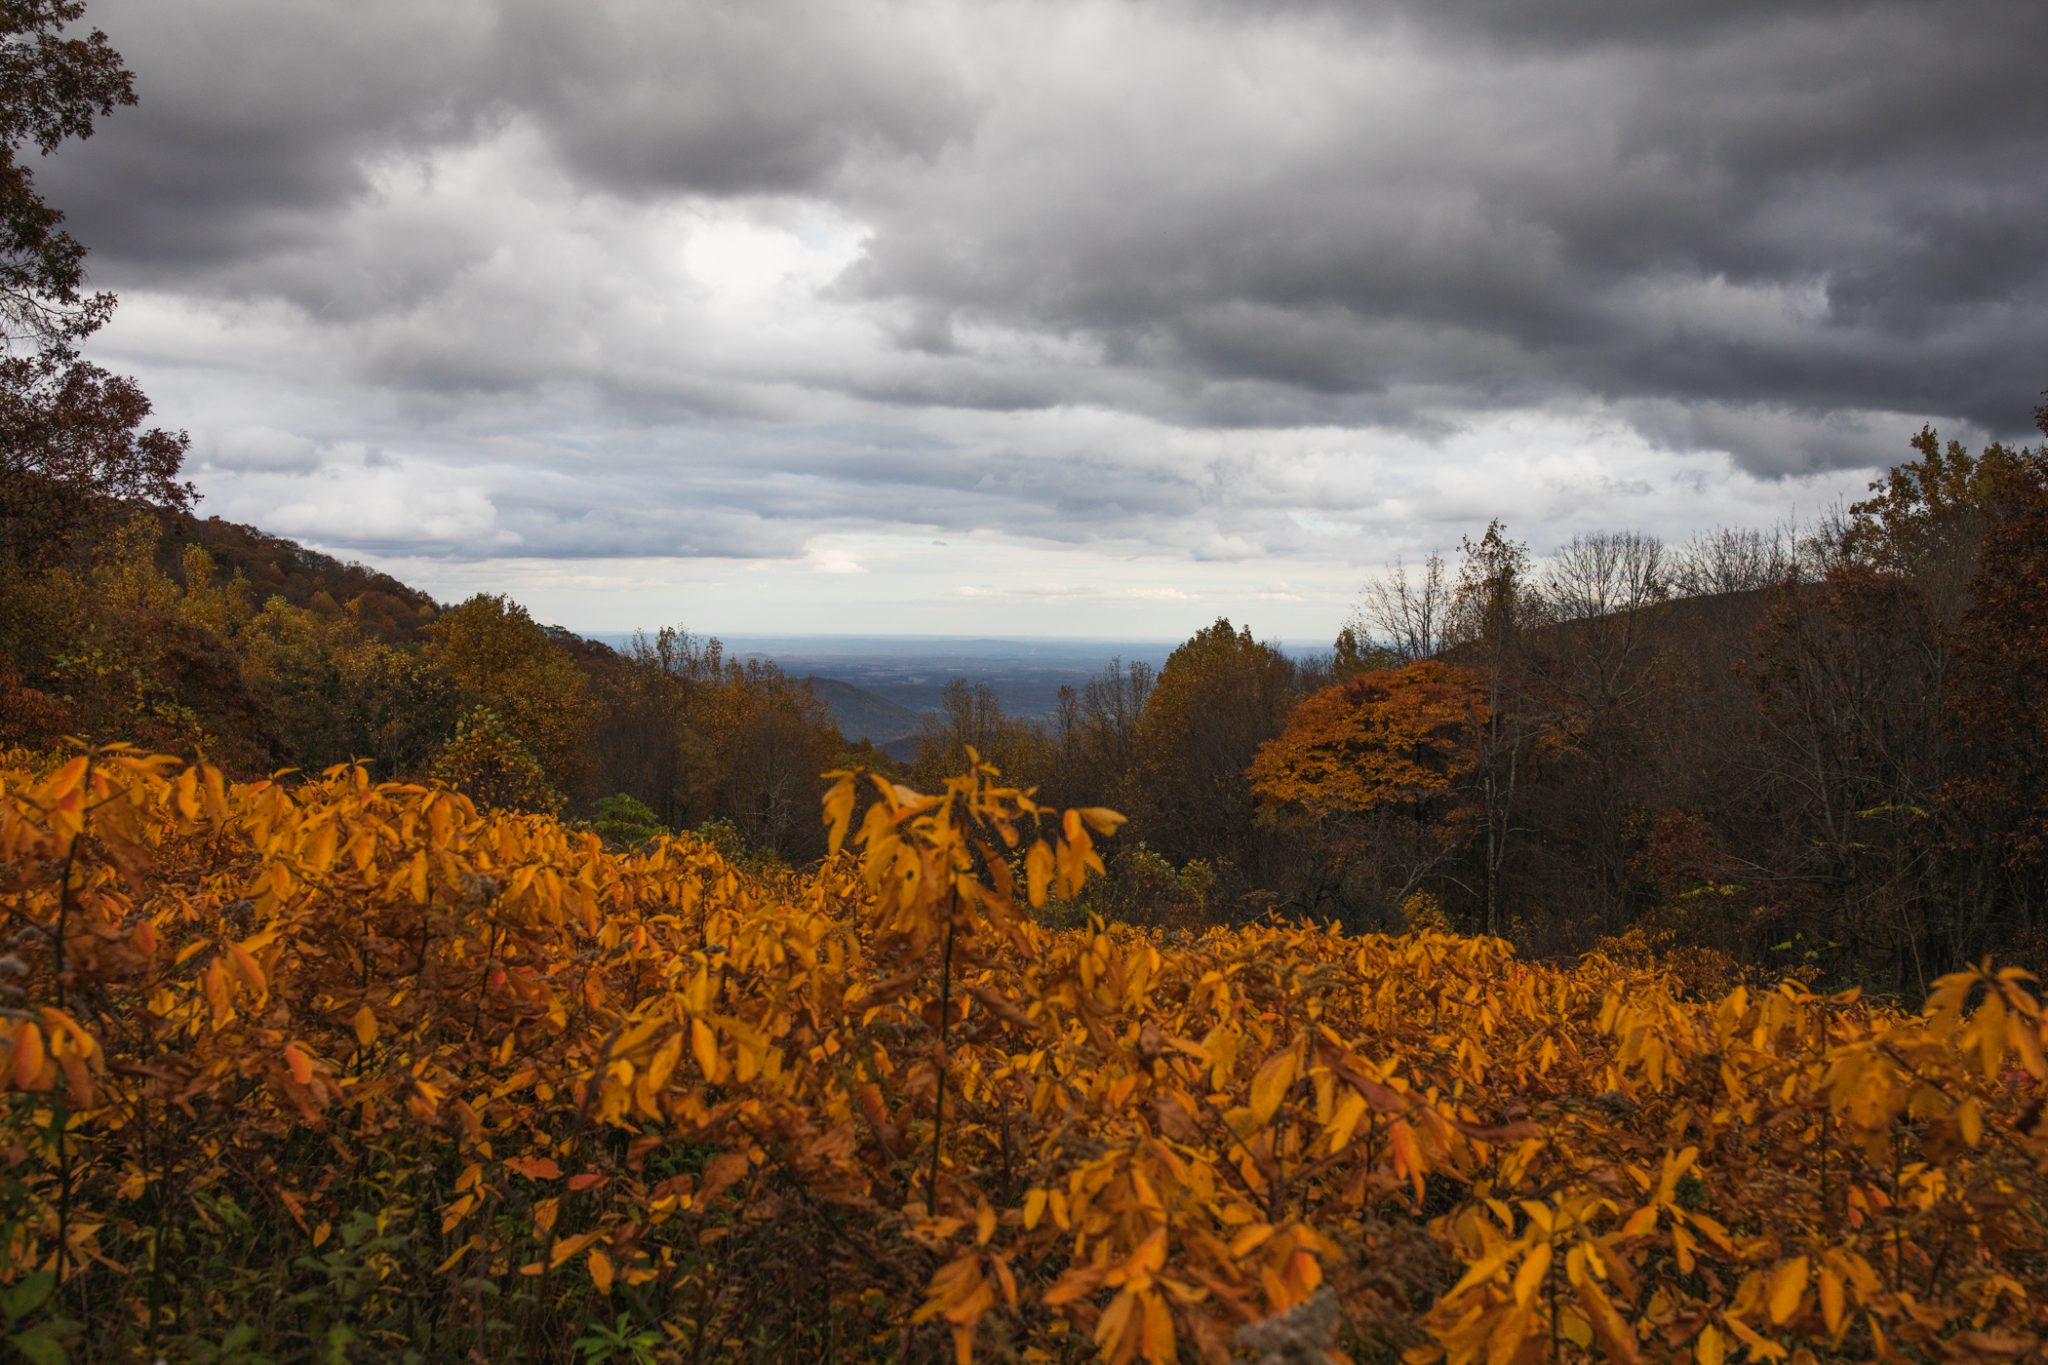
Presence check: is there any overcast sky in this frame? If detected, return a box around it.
[46,0,2048,640]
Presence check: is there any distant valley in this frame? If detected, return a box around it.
[590,633,1186,755]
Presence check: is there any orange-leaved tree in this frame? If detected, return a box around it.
[1249,660,1486,927]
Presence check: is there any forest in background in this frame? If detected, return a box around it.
[8,415,2048,996]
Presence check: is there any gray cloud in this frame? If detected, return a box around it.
[36,0,2048,610]
[490,0,973,199]
[845,2,2048,444]
[44,0,969,276]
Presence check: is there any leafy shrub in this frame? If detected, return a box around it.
[590,793,665,849]
[1,747,2044,1363]
[427,706,563,814]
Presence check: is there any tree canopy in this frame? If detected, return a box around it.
[0,0,189,559]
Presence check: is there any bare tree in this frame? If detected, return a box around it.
[1536,532,1673,927]
[1543,530,1668,622]
[1079,655,1154,773]
[1351,551,1450,662]
[1670,525,1799,598]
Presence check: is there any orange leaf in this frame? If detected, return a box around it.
[698,1151,750,1204]
[691,1017,721,1082]
[228,942,267,995]
[1389,1119,1426,1185]
[9,1023,46,1089]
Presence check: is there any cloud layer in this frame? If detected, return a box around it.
[41,0,2048,636]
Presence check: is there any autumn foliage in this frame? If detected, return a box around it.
[1248,662,1486,826]
[2,747,2045,1362]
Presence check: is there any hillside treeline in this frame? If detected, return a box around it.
[7,409,2048,992]
[907,414,2048,991]
[0,506,878,862]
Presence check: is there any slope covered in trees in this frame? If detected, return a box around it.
[8,409,2048,994]
[0,506,866,859]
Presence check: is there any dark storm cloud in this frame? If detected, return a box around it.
[39,2,500,275]
[42,0,2048,568]
[42,0,969,278]
[488,0,973,199]
[845,1,2048,458]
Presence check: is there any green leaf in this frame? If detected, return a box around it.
[1,1274,55,1322]
[9,1324,72,1365]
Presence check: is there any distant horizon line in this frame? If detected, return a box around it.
[572,629,1332,647]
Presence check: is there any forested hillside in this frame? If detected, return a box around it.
[888,428,2048,994]
[8,400,2048,994]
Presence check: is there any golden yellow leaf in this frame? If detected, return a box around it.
[1512,1243,1551,1307]
[1574,1274,1641,1365]
[9,1023,45,1089]
[1075,807,1127,836]
[976,1199,996,1246]
[822,773,856,855]
[1958,1097,1984,1146]
[691,1017,721,1082]
[1248,1049,1297,1128]
[1819,1266,1845,1334]
[1326,1091,1368,1152]
[1023,1188,1048,1231]
[550,1231,599,1269]
[1767,1255,1808,1325]
[1026,840,1054,908]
